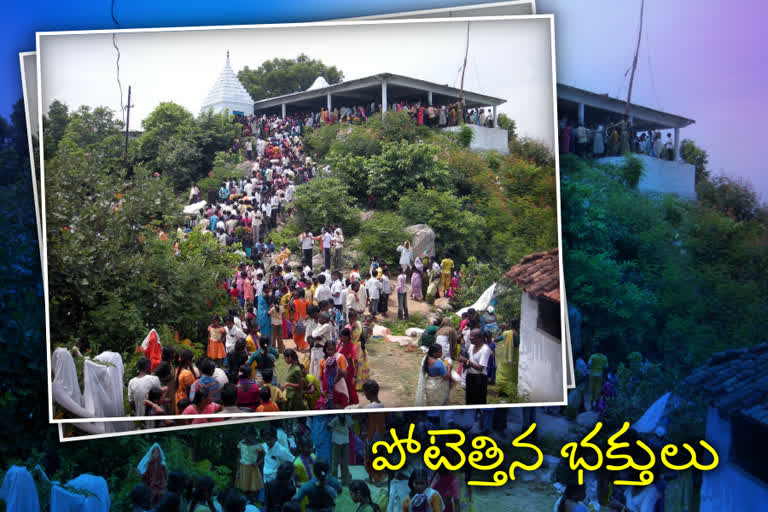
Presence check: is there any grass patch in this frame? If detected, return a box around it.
[379,312,428,336]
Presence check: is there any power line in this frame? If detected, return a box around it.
[111,0,125,123]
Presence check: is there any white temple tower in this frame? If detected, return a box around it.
[201,51,254,116]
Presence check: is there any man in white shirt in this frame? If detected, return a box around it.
[345,281,366,319]
[299,231,314,267]
[127,357,161,417]
[253,271,265,297]
[244,180,253,197]
[261,429,295,483]
[314,274,332,303]
[225,317,247,353]
[330,271,345,312]
[321,229,333,269]
[379,269,392,317]
[365,274,381,318]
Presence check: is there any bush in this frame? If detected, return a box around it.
[456,125,474,148]
[398,186,486,261]
[508,136,555,168]
[366,111,422,143]
[358,211,409,264]
[619,152,644,188]
[329,128,381,158]
[292,176,361,236]
[304,124,340,161]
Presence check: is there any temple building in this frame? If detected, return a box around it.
[201,51,254,117]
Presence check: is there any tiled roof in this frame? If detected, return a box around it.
[504,249,560,303]
[685,342,768,426]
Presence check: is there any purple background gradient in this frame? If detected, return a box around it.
[2,0,768,196]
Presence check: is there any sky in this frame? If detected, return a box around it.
[3,0,768,197]
[37,16,557,151]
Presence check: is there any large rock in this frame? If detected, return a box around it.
[434,298,453,312]
[360,210,375,222]
[405,224,436,259]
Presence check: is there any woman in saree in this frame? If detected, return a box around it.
[415,343,452,407]
[411,257,424,301]
[318,340,350,409]
[346,310,369,392]
[280,284,293,340]
[336,327,360,405]
[257,286,272,340]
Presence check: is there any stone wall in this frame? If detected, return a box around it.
[598,154,696,200]
[443,124,510,154]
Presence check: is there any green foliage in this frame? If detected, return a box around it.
[136,103,240,190]
[367,141,451,206]
[560,152,768,372]
[325,152,369,204]
[456,125,474,148]
[269,218,303,253]
[680,138,709,183]
[237,54,344,101]
[618,152,644,188]
[329,128,381,158]
[696,174,760,221]
[453,257,520,321]
[358,211,409,263]
[398,186,486,261]
[43,99,70,160]
[496,113,517,138]
[292,176,361,236]
[45,140,242,354]
[303,123,340,161]
[365,111,426,144]
[508,136,555,168]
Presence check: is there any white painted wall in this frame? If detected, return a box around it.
[443,125,510,154]
[598,154,696,200]
[700,407,768,511]
[517,292,564,403]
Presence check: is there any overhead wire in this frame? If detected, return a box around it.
[111,0,125,123]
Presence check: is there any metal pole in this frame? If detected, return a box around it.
[625,0,645,119]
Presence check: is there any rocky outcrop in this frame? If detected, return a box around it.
[405,224,435,259]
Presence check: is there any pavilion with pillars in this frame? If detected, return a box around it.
[251,72,506,124]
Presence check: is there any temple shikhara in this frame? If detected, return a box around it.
[201,51,254,117]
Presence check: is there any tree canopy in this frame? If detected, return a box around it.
[237,54,344,101]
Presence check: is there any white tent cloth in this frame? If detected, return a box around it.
[632,391,671,433]
[456,282,497,317]
[64,475,110,512]
[51,348,91,418]
[138,443,167,475]
[183,200,207,215]
[0,466,40,512]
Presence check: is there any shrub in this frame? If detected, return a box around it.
[304,124,340,161]
[456,125,474,148]
[292,176,361,236]
[619,152,644,188]
[358,211,409,264]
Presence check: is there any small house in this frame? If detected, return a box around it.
[685,342,768,511]
[505,248,564,403]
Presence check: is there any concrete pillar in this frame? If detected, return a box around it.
[326,93,332,113]
[577,102,585,125]
[673,127,681,161]
[381,81,388,114]
[281,103,286,119]
[492,105,497,128]
[428,91,433,106]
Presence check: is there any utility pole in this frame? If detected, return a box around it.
[625,0,645,120]
[123,85,133,167]
[458,21,470,124]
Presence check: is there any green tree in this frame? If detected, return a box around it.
[358,211,409,263]
[292,176,361,236]
[398,186,486,261]
[43,99,70,160]
[680,138,709,183]
[138,102,195,165]
[237,54,344,101]
[497,113,517,138]
[696,175,760,222]
[366,141,451,206]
